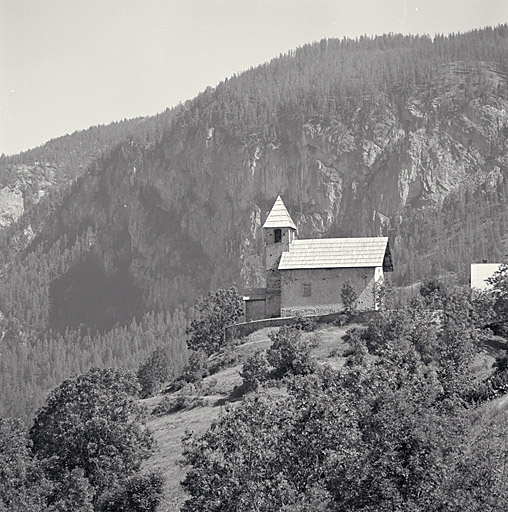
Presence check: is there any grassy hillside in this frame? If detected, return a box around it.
[142,321,504,510]
[143,324,353,509]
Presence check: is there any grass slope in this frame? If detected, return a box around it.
[143,322,500,511]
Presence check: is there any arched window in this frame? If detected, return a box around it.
[274,229,282,243]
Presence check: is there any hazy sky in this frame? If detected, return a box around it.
[1,0,507,156]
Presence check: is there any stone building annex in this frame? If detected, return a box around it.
[243,196,393,321]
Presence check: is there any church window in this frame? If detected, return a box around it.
[303,283,311,297]
[274,229,282,243]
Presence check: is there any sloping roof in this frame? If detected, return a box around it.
[279,237,389,269]
[262,196,297,230]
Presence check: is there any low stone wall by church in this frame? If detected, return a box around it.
[281,304,343,316]
[225,310,375,341]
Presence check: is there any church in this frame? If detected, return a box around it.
[243,196,393,321]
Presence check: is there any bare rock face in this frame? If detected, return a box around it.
[0,163,60,226]
[0,186,24,228]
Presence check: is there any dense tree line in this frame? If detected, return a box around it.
[0,309,189,422]
[179,26,508,143]
[394,176,508,284]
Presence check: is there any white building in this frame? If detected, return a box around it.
[470,263,503,290]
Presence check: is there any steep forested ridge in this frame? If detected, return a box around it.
[1,26,508,420]
[0,107,180,228]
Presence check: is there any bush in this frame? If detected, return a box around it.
[494,350,508,372]
[201,378,218,394]
[333,313,349,326]
[419,277,448,309]
[240,350,270,392]
[152,384,205,415]
[292,314,317,332]
[341,281,357,314]
[267,326,315,379]
[187,287,244,355]
[208,344,239,375]
[375,280,393,311]
[137,347,171,398]
[344,330,369,367]
[100,471,165,512]
[182,350,209,384]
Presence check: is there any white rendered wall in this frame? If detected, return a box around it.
[470,263,502,290]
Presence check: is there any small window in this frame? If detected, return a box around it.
[274,229,282,243]
[303,283,311,297]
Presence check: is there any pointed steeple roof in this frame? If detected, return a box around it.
[262,195,297,230]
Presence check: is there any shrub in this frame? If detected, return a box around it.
[292,314,317,332]
[267,326,315,379]
[152,384,205,415]
[208,344,239,375]
[494,350,508,372]
[137,348,171,398]
[375,280,393,311]
[333,313,349,326]
[240,350,270,392]
[182,350,209,384]
[187,287,244,356]
[202,377,218,395]
[341,281,357,314]
[419,277,448,308]
[344,330,369,367]
[100,471,165,512]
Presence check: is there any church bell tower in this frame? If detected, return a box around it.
[262,195,297,317]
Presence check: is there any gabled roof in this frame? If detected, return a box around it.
[279,237,390,270]
[262,196,297,230]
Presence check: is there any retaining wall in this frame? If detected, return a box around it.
[225,311,375,340]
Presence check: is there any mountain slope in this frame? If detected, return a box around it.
[1,27,508,331]
[143,323,354,510]
[0,107,180,228]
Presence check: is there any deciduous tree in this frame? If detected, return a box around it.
[30,368,155,507]
[137,347,171,398]
[0,418,50,512]
[187,287,243,355]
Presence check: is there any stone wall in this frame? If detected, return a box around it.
[280,266,381,316]
[225,310,376,340]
